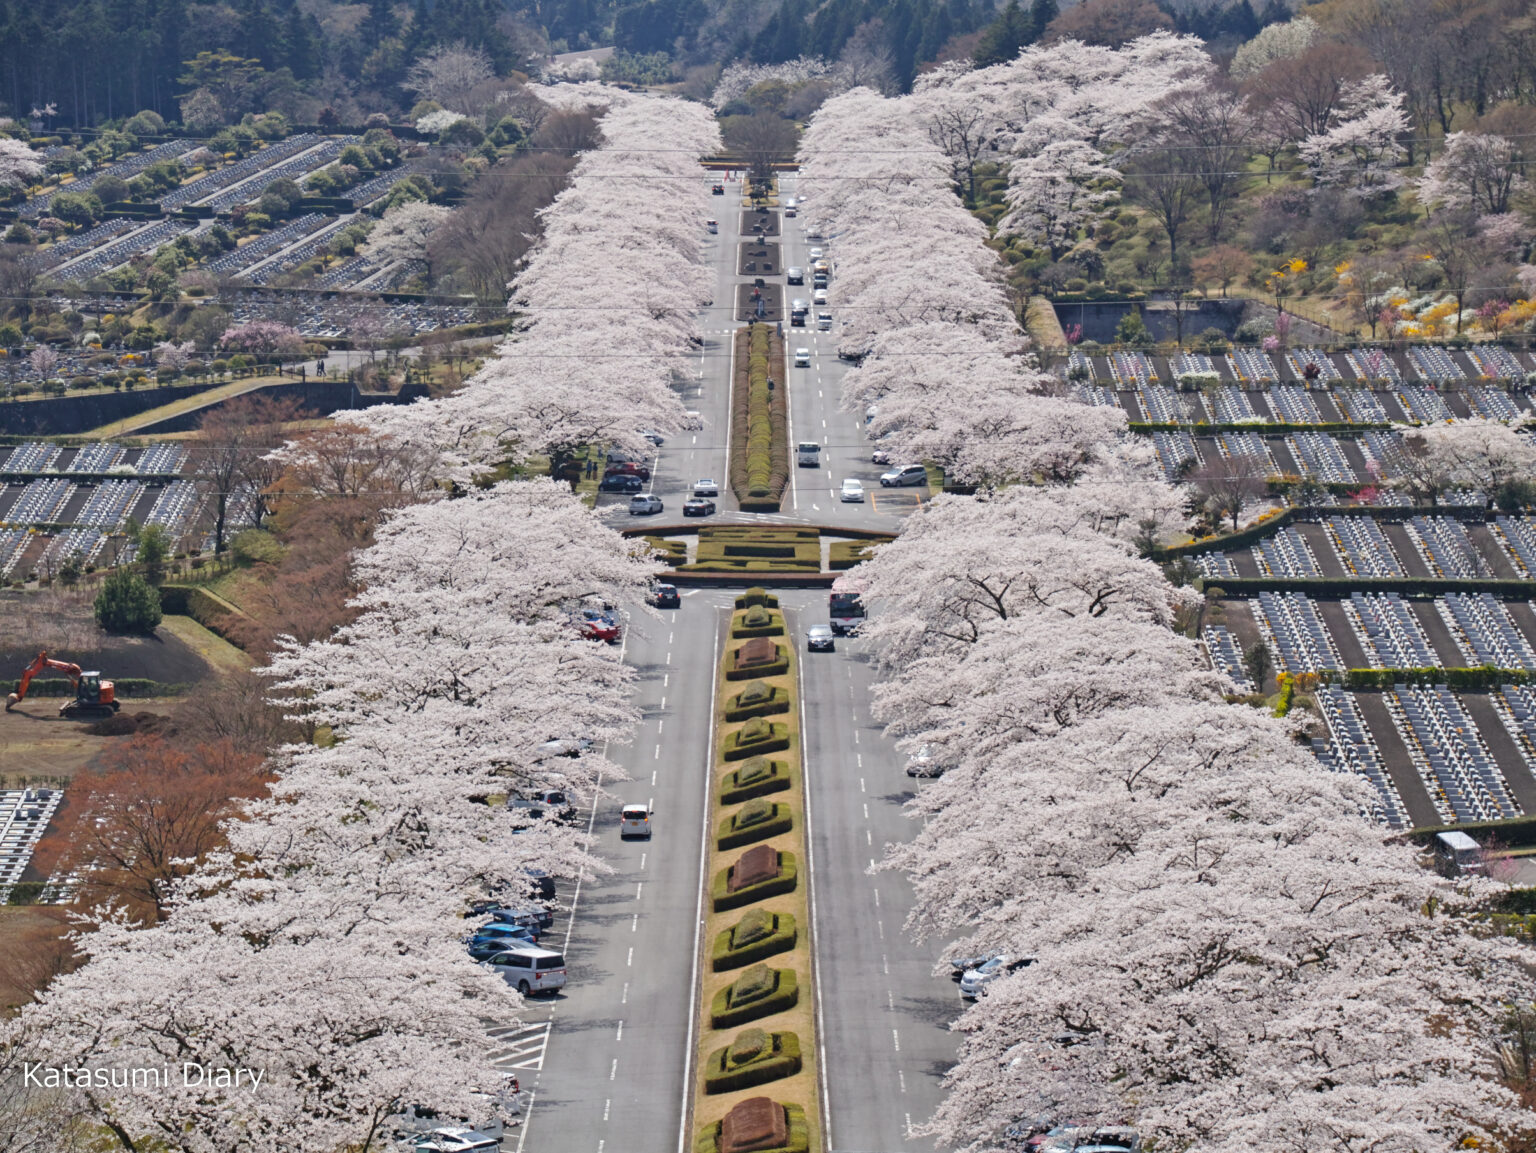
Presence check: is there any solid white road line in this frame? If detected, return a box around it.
[798,607,834,1153]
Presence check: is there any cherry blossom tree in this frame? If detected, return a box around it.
[1004,140,1120,258]
[364,200,454,270]
[1395,418,1536,508]
[153,340,195,373]
[1296,74,1408,200]
[402,43,494,115]
[27,345,57,381]
[219,320,304,364]
[1419,131,1528,216]
[0,138,44,195]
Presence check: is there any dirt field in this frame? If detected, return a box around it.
[0,697,185,785]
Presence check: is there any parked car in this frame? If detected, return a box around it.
[468,928,538,959]
[812,289,827,306]
[620,803,652,839]
[604,461,651,482]
[599,473,643,494]
[693,478,720,496]
[467,920,540,948]
[871,449,891,465]
[629,493,663,516]
[413,1127,502,1152]
[840,479,865,503]
[806,625,835,652]
[483,903,554,931]
[880,464,928,487]
[640,429,665,446]
[523,866,556,900]
[648,583,680,608]
[578,609,621,643]
[808,247,824,260]
[683,497,716,517]
[794,347,810,367]
[816,311,833,331]
[959,954,1034,999]
[949,949,1003,980]
[507,797,554,822]
[906,744,943,778]
[484,946,568,995]
[787,266,804,284]
[805,224,825,239]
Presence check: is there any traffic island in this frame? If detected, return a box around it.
[689,596,822,1151]
[728,326,789,511]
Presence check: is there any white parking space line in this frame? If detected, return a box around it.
[488,1022,552,1072]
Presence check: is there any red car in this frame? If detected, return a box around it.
[604,461,652,482]
[579,610,621,644]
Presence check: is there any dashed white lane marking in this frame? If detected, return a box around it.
[657,719,664,733]
[654,745,661,759]
[622,982,629,1005]
[651,770,657,785]
[892,1029,901,1052]
[863,803,869,819]
[882,953,890,975]
[632,914,639,932]
[636,882,644,901]
[859,777,866,793]
[610,1059,618,1081]
[856,753,862,768]
[640,852,647,869]
[604,1100,611,1121]
[867,829,872,845]
[626,947,633,966]
[853,731,859,744]
[900,1074,907,1096]
[873,888,880,908]
[616,1021,624,1042]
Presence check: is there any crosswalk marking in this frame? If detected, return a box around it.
[488,1021,551,1072]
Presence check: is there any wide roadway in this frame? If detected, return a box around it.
[529,176,954,1153]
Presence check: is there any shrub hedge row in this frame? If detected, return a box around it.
[735,587,780,609]
[721,759,793,804]
[726,646,790,682]
[829,540,881,570]
[724,681,792,722]
[695,1103,810,1153]
[18,677,187,698]
[703,1030,803,1094]
[1339,667,1534,691]
[731,606,787,638]
[711,851,799,911]
[709,964,800,1026]
[711,910,798,971]
[722,717,792,758]
[717,801,794,850]
[644,536,687,566]
[1202,577,1536,598]
[728,325,791,512]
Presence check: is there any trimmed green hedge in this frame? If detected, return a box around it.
[711,909,798,971]
[735,587,780,609]
[1340,667,1534,691]
[728,325,791,512]
[725,681,792,722]
[709,963,800,1027]
[695,1102,810,1153]
[829,540,881,570]
[722,718,791,759]
[721,758,793,804]
[644,536,687,566]
[712,851,799,911]
[717,800,794,850]
[703,1030,802,1094]
[19,677,187,698]
[726,644,790,682]
[1409,814,1536,846]
[731,606,787,638]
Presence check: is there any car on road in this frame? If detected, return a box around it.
[711,183,725,194]
[693,478,719,496]
[683,497,716,517]
[787,266,804,284]
[809,247,824,260]
[706,218,718,233]
[816,311,832,331]
[412,1126,502,1152]
[812,273,828,291]
[806,625,835,652]
[871,449,890,465]
[805,224,825,239]
[620,803,652,838]
[794,347,810,367]
[648,583,680,608]
[629,493,663,515]
[880,464,928,487]
[840,478,865,502]
[599,473,643,494]
[959,954,1034,999]
[484,946,568,995]
[797,442,821,467]
[640,429,665,446]
[605,461,651,482]
[812,289,828,306]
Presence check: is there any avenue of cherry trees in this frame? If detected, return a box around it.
[806,43,1530,1152]
[0,88,714,1151]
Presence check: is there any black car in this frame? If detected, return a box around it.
[524,867,556,900]
[599,473,643,493]
[711,183,725,194]
[648,583,681,608]
[683,497,716,517]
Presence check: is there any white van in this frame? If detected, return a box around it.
[485,946,568,995]
[620,804,651,839]
[797,442,820,467]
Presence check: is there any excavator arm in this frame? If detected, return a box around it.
[7,651,82,710]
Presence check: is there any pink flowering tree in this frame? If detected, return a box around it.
[219,321,304,365]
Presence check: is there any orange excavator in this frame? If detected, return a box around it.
[6,651,119,717]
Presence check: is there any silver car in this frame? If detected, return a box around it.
[628,493,663,515]
[959,954,1034,999]
[880,464,928,488]
[806,625,835,652]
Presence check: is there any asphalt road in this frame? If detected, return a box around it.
[520,177,954,1153]
[786,594,958,1153]
[507,589,731,1153]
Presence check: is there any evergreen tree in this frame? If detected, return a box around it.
[973,0,1029,67]
[95,568,163,635]
[1028,0,1058,39]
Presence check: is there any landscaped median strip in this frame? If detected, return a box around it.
[689,587,820,1153]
